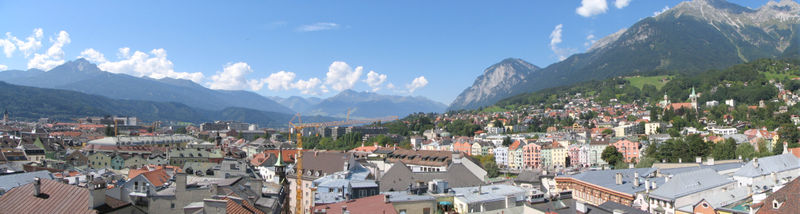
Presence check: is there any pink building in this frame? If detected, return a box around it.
[523,142,541,169]
[612,139,641,163]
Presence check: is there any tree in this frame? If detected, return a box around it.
[736,143,756,160]
[502,136,512,147]
[601,146,624,168]
[712,138,737,160]
[756,140,772,157]
[602,129,614,136]
[773,141,785,155]
[473,155,500,178]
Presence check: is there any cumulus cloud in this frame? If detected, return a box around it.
[262,70,297,91]
[326,61,363,91]
[0,64,7,71]
[297,22,340,32]
[207,62,260,90]
[292,78,323,95]
[81,47,204,83]
[584,34,596,48]
[406,76,428,93]
[576,0,608,17]
[4,28,44,58]
[0,38,16,58]
[614,0,631,9]
[79,48,107,63]
[363,71,387,92]
[28,30,70,71]
[549,24,572,61]
[653,6,670,17]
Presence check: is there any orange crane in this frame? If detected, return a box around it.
[288,113,397,214]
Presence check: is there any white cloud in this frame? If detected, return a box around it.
[386,83,395,89]
[614,0,631,9]
[292,78,323,95]
[653,6,670,17]
[262,70,297,91]
[79,48,107,63]
[576,0,608,17]
[406,76,428,93]
[27,30,70,71]
[363,70,387,92]
[326,61,363,91]
[297,22,340,32]
[0,64,7,71]
[0,38,15,58]
[207,62,261,90]
[549,24,571,61]
[8,28,43,57]
[584,34,596,48]
[90,47,204,83]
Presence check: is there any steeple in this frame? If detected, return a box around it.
[690,87,697,98]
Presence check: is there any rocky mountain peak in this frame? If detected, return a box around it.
[448,58,540,111]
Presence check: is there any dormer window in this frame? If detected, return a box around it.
[773,200,782,209]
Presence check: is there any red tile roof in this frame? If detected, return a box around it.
[141,169,170,187]
[224,196,265,214]
[0,178,95,214]
[312,194,397,214]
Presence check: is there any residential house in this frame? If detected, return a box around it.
[612,139,641,163]
[754,176,800,213]
[494,147,508,167]
[0,177,129,213]
[287,151,353,214]
[383,191,437,214]
[88,152,111,169]
[732,153,800,189]
[65,151,88,168]
[523,142,542,169]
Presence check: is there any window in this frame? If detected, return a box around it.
[423,208,431,214]
[171,203,175,209]
[773,200,781,209]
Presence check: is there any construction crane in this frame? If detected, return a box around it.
[288,113,398,214]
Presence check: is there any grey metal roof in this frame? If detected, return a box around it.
[0,170,53,193]
[733,153,800,178]
[566,167,664,195]
[451,184,525,204]
[649,168,733,201]
[659,162,744,175]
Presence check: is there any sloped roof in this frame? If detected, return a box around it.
[0,170,53,192]
[754,176,800,213]
[141,169,170,187]
[733,154,800,178]
[312,194,397,214]
[564,167,663,195]
[0,178,94,214]
[649,168,733,201]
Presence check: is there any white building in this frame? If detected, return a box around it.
[494,147,508,167]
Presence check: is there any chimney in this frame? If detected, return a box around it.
[342,205,347,213]
[651,180,657,189]
[615,173,623,185]
[176,172,187,192]
[252,179,263,197]
[754,157,759,168]
[678,158,682,163]
[88,178,107,209]
[628,163,634,169]
[612,209,626,214]
[645,179,650,193]
[739,155,742,160]
[707,157,715,165]
[384,194,390,203]
[33,177,42,197]
[665,175,671,183]
[772,172,778,183]
[696,156,702,163]
[575,201,587,213]
[633,172,640,187]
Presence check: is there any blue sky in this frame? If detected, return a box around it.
[0,0,772,104]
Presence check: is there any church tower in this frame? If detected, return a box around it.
[690,87,698,110]
[2,109,8,124]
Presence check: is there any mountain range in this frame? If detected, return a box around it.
[0,59,447,121]
[0,59,295,114]
[273,90,447,118]
[449,0,800,110]
[0,81,337,127]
